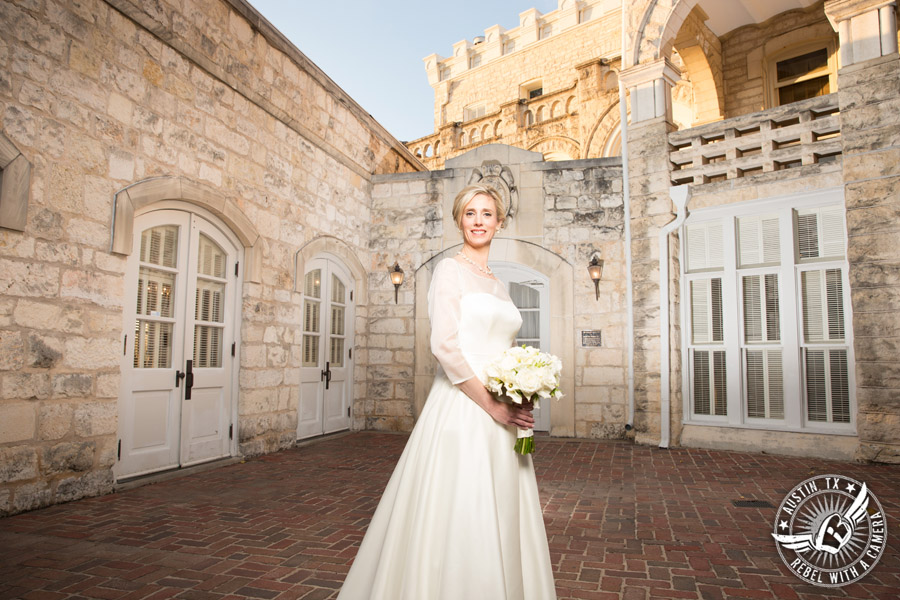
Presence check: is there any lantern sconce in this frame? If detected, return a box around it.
[389,262,405,304]
[587,255,604,301]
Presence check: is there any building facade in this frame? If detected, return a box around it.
[0,0,421,515]
[400,0,900,463]
[409,0,628,167]
[1,0,899,516]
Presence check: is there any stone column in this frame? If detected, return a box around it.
[619,59,681,446]
[826,0,900,462]
[619,58,681,124]
[826,0,898,66]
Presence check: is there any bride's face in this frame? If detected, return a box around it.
[461,193,503,250]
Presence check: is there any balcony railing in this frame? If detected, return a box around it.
[668,94,841,186]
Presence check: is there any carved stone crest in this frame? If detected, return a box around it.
[468,160,517,219]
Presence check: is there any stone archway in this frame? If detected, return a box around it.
[526,136,581,162]
[110,176,263,281]
[413,239,576,436]
[294,235,369,305]
[585,102,624,158]
[631,0,700,68]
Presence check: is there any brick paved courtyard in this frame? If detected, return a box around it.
[0,432,898,600]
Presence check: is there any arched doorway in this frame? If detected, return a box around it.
[116,207,242,479]
[297,254,356,439]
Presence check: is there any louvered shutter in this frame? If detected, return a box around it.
[796,206,845,260]
[746,349,784,419]
[692,349,727,416]
[805,348,850,423]
[743,274,780,342]
[801,268,844,342]
[738,215,780,267]
[691,278,723,344]
[686,221,724,272]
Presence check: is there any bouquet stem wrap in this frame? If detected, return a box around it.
[483,345,563,455]
[514,420,535,455]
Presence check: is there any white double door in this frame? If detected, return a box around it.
[298,257,354,439]
[117,209,239,479]
[492,262,551,432]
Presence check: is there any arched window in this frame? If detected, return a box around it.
[536,106,545,123]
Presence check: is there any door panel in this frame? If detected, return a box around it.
[298,257,354,439]
[117,210,239,479]
[492,262,551,432]
[181,227,233,466]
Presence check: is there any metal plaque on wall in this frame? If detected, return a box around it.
[581,330,602,347]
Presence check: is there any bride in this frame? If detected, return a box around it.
[337,184,557,599]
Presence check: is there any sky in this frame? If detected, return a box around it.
[248,0,560,143]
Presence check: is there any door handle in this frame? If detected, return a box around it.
[184,359,193,400]
[175,370,186,387]
[321,361,332,390]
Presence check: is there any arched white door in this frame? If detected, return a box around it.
[116,209,240,479]
[491,262,551,432]
[298,256,355,439]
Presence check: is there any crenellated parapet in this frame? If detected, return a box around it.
[423,0,621,87]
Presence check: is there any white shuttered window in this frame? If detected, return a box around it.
[686,222,728,418]
[682,192,854,433]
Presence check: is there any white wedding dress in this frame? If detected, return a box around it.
[338,258,556,600]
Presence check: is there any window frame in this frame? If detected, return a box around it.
[463,104,486,122]
[520,79,543,101]
[766,39,838,109]
[680,188,856,435]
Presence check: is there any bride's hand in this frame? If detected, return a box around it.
[456,378,535,428]
[490,399,535,429]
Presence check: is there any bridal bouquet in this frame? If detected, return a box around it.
[484,345,563,455]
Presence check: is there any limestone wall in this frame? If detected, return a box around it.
[366,173,447,432]
[0,0,417,515]
[838,54,900,464]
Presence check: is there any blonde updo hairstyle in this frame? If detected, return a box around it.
[451,184,509,231]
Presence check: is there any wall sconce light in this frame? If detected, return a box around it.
[587,255,604,300]
[389,262,404,304]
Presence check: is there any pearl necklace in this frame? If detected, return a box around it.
[458,251,493,275]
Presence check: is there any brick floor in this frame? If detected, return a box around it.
[0,432,898,599]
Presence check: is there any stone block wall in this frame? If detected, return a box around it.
[365,173,448,432]
[538,161,628,438]
[838,53,900,464]
[0,0,417,515]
